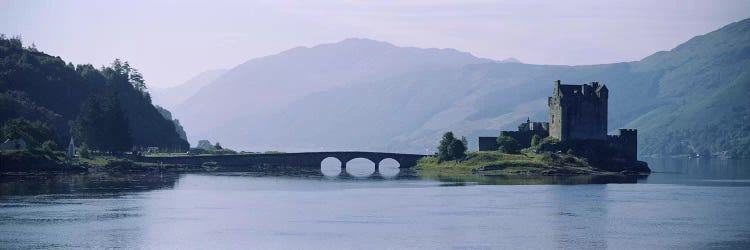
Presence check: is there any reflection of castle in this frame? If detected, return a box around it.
[479,80,638,162]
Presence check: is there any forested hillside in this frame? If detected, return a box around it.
[0,36,189,152]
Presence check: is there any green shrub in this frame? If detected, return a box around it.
[78,143,91,158]
[41,140,59,152]
[531,134,541,147]
[497,135,521,154]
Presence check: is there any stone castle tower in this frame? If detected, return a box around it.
[548,80,608,141]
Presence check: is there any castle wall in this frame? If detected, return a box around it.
[478,137,499,151]
[608,129,638,162]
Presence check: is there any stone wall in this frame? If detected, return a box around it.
[478,137,499,151]
[608,129,638,162]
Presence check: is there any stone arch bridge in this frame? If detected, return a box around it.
[138,151,427,169]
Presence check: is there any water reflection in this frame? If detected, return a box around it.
[378,158,400,178]
[344,158,376,177]
[1,159,749,249]
[644,158,750,186]
[320,157,342,177]
[0,172,180,196]
[0,159,747,197]
[551,185,608,249]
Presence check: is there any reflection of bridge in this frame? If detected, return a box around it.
[138,151,427,169]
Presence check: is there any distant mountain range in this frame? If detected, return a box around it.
[161,18,750,158]
[151,69,227,109]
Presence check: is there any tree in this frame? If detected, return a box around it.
[531,134,541,147]
[214,142,223,150]
[41,140,58,152]
[197,140,212,149]
[437,132,468,162]
[104,97,132,153]
[128,68,146,92]
[72,95,132,153]
[497,135,521,154]
[438,132,456,162]
[78,143,91,158]
[73,96,106,150]
[448,138,467,162]
[0,118,58,148]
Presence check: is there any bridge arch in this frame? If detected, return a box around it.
[320,157,342,177]
[377,158,400,177]
[344,158,376,177]
[377,158,400,168]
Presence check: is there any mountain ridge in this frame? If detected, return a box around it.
[174,37,496,136]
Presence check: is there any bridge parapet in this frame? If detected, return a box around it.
[139,151,426,169]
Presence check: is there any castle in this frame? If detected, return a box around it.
[479,80,638,163]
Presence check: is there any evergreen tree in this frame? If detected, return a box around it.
[73,95,132,153]
[103,97,132,153]
[73,96,106,150]
[448,138,467,162]
[437,132,456,162]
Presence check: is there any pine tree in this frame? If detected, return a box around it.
[73,95,132,153]
[103,96,132,153]
[448,138,467,162]
[438,132,456,162]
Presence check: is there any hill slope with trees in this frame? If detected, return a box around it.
[0,35,189,152]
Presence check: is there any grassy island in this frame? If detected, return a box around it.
[416,150,606,177]
[414,150,649,185]
[416,131,650,183]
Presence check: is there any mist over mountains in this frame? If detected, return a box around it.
[158,18,750,157]
[150,69,227,109]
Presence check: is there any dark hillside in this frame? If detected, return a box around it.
[0,36,189,151]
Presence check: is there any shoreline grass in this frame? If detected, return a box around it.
[415,151,598,179]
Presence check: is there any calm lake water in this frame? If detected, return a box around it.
[1,158,750,249]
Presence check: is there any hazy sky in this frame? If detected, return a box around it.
[2,0,749,88]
